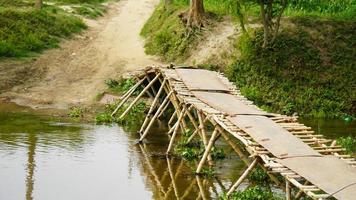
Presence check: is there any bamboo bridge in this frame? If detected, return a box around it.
[112,66,356,200]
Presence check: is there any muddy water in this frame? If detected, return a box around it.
[0,103,354,200]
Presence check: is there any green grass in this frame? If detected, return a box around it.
[337,136,356,154]
[220,186,282,200]
[141,3,197,62]
[226,19,356,118]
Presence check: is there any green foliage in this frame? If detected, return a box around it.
[337,136,356,154]
[221,186,281,200]
[249,167,270,184]
[286,0,356,19]
[95,101,148,131]
[68,106,85,118]
[73,4,106,19]
[227,21,356,118]
[0,7,86,58]
[105,78,137,95]
[211,147,226,160]
[199,167,216,177]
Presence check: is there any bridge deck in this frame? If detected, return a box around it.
[114,66,356,200]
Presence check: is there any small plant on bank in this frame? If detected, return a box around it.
[198,167,216,178]
[220,186,282,200]
[337,136,356,154]
[248,167,270,184]
[68,106,85,118]
[105,77,139,95]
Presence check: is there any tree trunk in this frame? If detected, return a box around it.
[187,0,205,28]
[35,0,43,10]
[259,0,269,47]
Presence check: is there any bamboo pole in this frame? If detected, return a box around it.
[196,126,219,173]
[166,106,187,154]
[145,73,158,96]
[157,101,171,119]
[120,77,143,100]
[140,91,173,141]
[186,117,209,144]
[111,77,146,116]
[196,176,208,200]
[286,180,291,200]
[166,157,179,199]
[227,158,258,196]
[198,112,213,166]
[168,110,177,127]
[119,73,161,119]
[295,181,309,199]
[139,79,167,134]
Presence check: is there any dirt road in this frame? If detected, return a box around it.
[1,0,160,109]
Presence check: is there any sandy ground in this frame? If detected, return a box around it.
[1,0,160,109]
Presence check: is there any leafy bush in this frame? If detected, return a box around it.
[337,136,356,154]
[221,186,281,200]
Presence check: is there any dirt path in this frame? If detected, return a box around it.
[186,19,236,66]
[1,0,160,109]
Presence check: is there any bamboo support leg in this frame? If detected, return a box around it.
[139,79,167,134]
[157,101,171,119]
[186,117,209,144]
[145,73,157,96]
[168,110,177,127]
[166,107,187,154]
[198,112,213,165]
[139,91,173,141]
[120,77,144,100]
[286,180,291,200]
[111,77,146,116]
[196,126,219,173]
[119,73,161,119]
[227,158,258,196]
[295,181,309,199]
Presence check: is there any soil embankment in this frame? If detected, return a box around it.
[0,0,160,109]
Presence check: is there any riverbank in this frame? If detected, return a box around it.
[141,1,356,119]
[0,0,160,110]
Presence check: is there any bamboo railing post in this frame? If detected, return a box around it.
[139,91,173,141]
[139,79,167,134]
[111,77,146,116]
[227,158,259,196]
[166,106,187,154]
[196,126,219,173]
[286,180,291,200]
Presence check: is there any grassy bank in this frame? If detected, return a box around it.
[227,19,355,118]
[141,1,355,118]
[0,0,113,58]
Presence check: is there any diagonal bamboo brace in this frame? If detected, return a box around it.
[119,73,161,119]
[166,106,187,154]
[227,157,259,196]
[111,77,146,117]
[139,91,173,141]
[139,79,167,134]
[196,126,219,173]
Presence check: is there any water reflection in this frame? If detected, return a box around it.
[0,103,355,200]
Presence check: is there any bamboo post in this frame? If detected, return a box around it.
[198,112,213,165]
[168,110,177,127]
[111,77,146,116]
[227,158,258,196]
[139,79,167,134]
[295,181,309,199]
[119,73,161,119]
[286,180,291,200]
[166,106,187,154]
[145,73,158,96]
[157,101,171,119]
[196,126,219,173]
[120,77,143,100]
[186,117,209,144]
[139,91,173,141]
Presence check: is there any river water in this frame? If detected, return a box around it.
[0,103,354,200]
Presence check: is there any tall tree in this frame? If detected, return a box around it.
[35,0,43,10]
[187,0,205,28]
[258,0,287,47]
